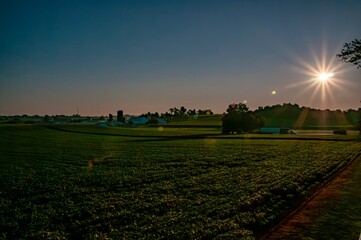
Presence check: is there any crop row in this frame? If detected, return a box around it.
[0,125,360,239]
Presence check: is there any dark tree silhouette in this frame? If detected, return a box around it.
[187,109,197,116]
[337,38,361,68]
[222,103,264,134]
[43,115,51,122]
[168,108,175,115]
[180,106,187,115]
[226,103,249,113]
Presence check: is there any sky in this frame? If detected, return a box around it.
[0,0,360,116]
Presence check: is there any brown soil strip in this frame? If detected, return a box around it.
[261,154,361,239]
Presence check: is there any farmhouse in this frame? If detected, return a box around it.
[128,117,148,126]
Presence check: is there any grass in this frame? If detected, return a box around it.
[300,157,361,240]
[0,125,360,239]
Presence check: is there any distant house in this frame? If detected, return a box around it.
[98,121,124,127]
[98,121,108,127]
[109,121,124,126]
[128,117,148,126]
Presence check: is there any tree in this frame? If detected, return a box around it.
[337,38,361,68]
[180,106,187,115]
[169,108,175,116]
[222,103,264,134]
[226,103,249,113]
[187,109,196,116]
[43,115,51,122]
[173,107,180,116]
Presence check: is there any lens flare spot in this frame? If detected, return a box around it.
[87,160,94,168]
[272,90,276,95]
[158,126,164,131]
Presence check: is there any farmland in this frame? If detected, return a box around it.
[0,125,360,239]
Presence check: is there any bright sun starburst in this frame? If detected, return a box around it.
[288,42,349,110]
[318,72,334,82]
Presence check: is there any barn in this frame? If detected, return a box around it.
[128,117,148,126]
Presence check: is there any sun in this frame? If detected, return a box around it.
[288,42,348,110]
[318,72,334,82]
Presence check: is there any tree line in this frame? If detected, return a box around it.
[139,107,214,121]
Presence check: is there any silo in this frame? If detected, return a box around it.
[117,110,124,122]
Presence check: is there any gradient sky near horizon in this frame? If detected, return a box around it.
[1,0,360,116]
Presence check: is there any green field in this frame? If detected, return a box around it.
[0,125,360,239]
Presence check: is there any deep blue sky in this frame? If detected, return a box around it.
[1,0,360,115]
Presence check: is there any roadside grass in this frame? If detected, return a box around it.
[300,157,361,240]
[0,125,360,239]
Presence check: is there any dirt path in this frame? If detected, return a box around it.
[262,155,361,239]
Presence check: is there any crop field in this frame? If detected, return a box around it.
[0,125,360,239]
